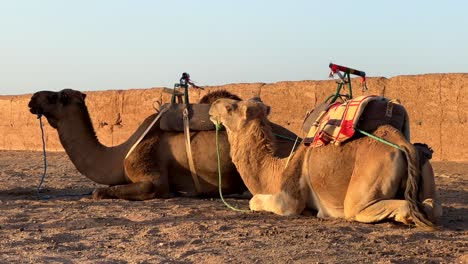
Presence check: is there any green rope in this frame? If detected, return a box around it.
[355,128,402,150]
[272,133,300,142]
[215,122,251,213]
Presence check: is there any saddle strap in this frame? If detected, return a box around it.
[183,107,202,193]
[303,109,328,146]
[125,106,169,159]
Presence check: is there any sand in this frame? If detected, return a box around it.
[0,150,466,263]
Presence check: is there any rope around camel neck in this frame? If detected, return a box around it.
[215,123,251,213]
[214,123,300,212]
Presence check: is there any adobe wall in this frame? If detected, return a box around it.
[0,73,466,161]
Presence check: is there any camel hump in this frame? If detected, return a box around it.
[159,103,216,131]
[357,98,407,134]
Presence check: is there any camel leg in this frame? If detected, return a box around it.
[249,191,304,216]
[351,200,413,225]
[93,180,172,201]
[343,149,415,225]
[419,161,443,221]
[93,169,171,201]
[111,153,171,200]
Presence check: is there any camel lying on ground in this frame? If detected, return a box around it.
[209,98,442,228]
[28,89,298,200]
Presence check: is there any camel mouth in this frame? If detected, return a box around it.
[29,107,44,118]
[208,109,217,124]
[28,102,42,116]
[209,115,218,125]
[209,111,223,126]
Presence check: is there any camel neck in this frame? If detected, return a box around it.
[227,120,286,194]
[56,105,131,185]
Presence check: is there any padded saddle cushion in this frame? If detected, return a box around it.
[159,103,215,132]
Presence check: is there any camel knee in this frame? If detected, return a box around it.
[249,194,268,212]
[250,192,303,216]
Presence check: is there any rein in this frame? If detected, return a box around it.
[272,133,297,142]
[355,128,402,150]
[36,114,48,195]
[214,122,301,212]
[36,115,92,199]
[215,122,251,213]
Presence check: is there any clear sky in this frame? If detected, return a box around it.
[1,0,466,95]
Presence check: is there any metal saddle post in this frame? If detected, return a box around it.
[326,63,367,104]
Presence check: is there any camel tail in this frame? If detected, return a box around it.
[399,142,434,228]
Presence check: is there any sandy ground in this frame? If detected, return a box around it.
[0,150,466,264]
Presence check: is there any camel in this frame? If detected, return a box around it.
[209,98,442,228]
[28,89,298,200]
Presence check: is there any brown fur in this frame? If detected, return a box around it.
[28,89,297,200]
[210,99,441,228]
[199,90,242,104]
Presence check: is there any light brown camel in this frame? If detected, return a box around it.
[28,89,298,200]
[209,98,442,228]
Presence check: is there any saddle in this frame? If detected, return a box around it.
[302,95,409,147]
[157,102,216,194]
[159,103,215,131]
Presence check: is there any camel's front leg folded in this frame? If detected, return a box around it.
[249,191,304,216]
[92,181,172,201]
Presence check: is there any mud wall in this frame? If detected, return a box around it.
[0,73,466,161]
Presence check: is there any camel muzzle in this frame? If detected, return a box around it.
[28,104,42,117]
[28,98,43,117]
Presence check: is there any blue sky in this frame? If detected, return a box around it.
[0,0,466,95]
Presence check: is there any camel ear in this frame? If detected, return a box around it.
[82,93,87,101]
[224,102,237,114]
[246,97,269,116]
[240,102,264,120]
[264,104,271,116]
[60,91,70,105]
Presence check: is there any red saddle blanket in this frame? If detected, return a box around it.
[304,95,409,147]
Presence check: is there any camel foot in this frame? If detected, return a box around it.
[92,188,108,200]
[422,198,443,221]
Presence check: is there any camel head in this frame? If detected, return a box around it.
[209,98,271,132]
[28,89,87,128]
